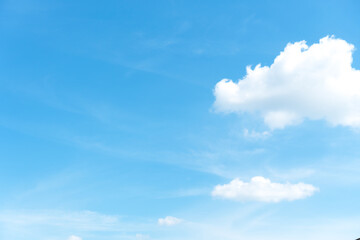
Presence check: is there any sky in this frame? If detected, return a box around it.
[1,0,360,239]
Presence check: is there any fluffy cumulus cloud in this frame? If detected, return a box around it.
[158,216,182,226]
[213,36,360,129]
[212,176,317,202]
[68,236,82,240]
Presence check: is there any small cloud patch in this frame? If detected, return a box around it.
[68,236,82,240]
[158,216,182,226]
[212,176,318,202]
[243,128,271,139]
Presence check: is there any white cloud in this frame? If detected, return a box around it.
[158,216,182,226]
[212,176,317,202]
[68,235,82,240]
[213,36,360,129]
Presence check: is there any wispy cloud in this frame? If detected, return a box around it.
[0,210,121,231]
[0,210,152,240]
[68,236,82,240]
[158,216,183,226]
[243,128,271,139]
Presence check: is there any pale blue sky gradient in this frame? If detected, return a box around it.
[1,0,360,239]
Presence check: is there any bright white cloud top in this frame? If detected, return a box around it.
[212,176,317,202]
[214,36,360,129]
[158,216,182,226]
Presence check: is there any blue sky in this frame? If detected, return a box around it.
[1,0,360,239]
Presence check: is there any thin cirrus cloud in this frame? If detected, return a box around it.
[158,216,182,226]
[213,36,360,129]
[212,176,318,202]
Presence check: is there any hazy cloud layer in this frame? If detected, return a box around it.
[214,36,360,129]
[212,176,317,202]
